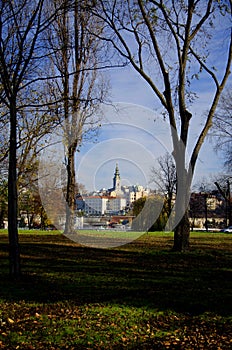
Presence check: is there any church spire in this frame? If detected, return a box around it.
[114,163,120,177]
[113,163,121,193]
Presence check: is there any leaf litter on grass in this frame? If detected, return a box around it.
[0,301,232,349]
[0,232,232,349]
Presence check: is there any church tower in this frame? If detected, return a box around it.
[113,163,121,194]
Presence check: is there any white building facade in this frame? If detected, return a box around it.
[84,196,109,215]
[106,197,127,214]
[77,164,149,216]
[122,185,150,205]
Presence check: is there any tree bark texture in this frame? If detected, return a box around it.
[172,149,191,251]
[173,211,190,252]
[64,145,77,234]
[8,101,20,278]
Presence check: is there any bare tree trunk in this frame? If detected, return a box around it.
[64,145,77,234]
[173,211,190,252]
[172,152,191,251]
[56,0,104,234]
[8,100,20,278]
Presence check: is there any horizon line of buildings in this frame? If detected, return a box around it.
[76,163,150,216]
[74,163,231,229]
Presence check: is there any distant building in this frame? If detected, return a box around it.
[189,192,227,229]
[105,197,127,215]
[76,163,148,216]
[81,195,126,216]
[108,163,123,196]
[122,184,150,205]
[84,196,109,216]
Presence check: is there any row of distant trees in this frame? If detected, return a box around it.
[0,1,231,278]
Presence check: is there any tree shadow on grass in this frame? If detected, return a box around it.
[0,235,232,316]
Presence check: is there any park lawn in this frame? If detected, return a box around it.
[0,231,232,349]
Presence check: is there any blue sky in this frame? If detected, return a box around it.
[75,9,231,193]
[76,101,174,191]
[75,64,230,192]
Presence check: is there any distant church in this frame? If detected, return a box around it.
[76,162,149,215]
[108,163,123,197]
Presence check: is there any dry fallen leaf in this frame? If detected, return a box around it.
[7,318,14,324]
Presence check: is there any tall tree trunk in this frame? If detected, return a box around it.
[64,145,76,234]
[172,151,191,252]
[8,100,20,278]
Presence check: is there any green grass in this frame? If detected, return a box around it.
[0,228,62,235]
[0,231,232,349]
